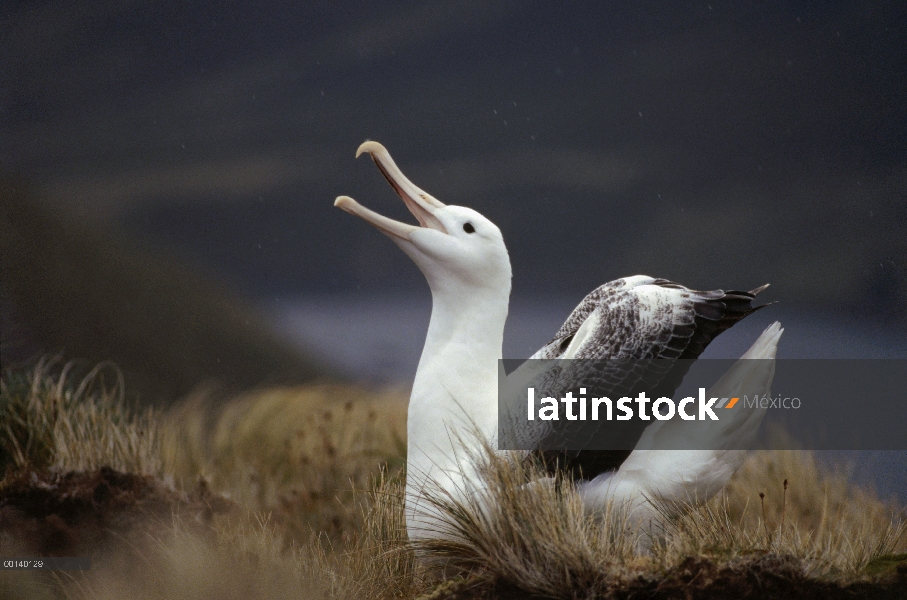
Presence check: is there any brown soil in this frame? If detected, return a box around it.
[486,554,907,600]
[630,554,907,600]
[0,466,232,558]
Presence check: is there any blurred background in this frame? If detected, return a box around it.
[1,1,905,492]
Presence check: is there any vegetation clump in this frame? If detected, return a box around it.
[1,361,905,600]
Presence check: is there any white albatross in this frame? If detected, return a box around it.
[334,141,782,544]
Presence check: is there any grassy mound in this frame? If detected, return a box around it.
[1,362,905,600]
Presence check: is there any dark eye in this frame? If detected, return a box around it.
[463,222,475,233]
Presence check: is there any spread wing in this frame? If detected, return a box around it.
[524,275,769,480]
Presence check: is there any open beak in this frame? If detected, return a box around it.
[334,141,449,240]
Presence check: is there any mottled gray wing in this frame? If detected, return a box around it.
[524,275,769,480]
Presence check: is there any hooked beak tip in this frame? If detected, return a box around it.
[356,140,386,159]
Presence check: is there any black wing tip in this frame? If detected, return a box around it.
[741,283,774,315]
[685,282,775,355]
[749,283,771,296]
[749,299,779,313]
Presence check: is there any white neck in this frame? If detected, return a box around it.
[424,282,508,360]
[413,278,509,421]
[405,275,510,512]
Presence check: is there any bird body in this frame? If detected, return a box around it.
[335,141,782,544]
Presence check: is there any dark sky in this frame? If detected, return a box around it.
[2,0,906,325]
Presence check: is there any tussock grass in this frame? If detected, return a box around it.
[404,438,906,598]
[57,512,334,600]
[330,473,429,600]
[46,475,428,600]
[160,383,407,541]
[412,442,644,597]
[0,358,161,476]
[674,449,907,574]
[2,361,905,600]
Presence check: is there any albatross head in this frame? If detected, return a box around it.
[335,141,511,294]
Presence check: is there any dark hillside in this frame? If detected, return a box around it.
[0,177,333,404]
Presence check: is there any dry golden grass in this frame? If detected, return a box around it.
[405,437,906,598]
[34,476,427,600]
[676,449,907,574]
[36,512,332,600]
[411,441,643,597]
[2,362,905,600]
[0,357,162,476]
[161,382,407,541]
